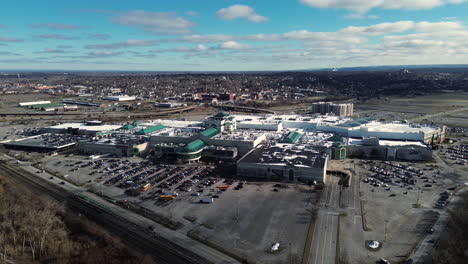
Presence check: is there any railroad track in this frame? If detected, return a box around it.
[0,161,210,264]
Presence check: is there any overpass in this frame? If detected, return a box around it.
[215,105,275,114]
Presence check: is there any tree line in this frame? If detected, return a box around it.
[0,175,154,263]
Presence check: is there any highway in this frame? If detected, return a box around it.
[0,160,231,264]
[308,176,341,264]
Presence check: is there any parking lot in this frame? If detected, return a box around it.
[343,159,459,264]
[440,143,468,165]
[39,154,318,264]
[140,181,318,264]
[40,156,217,199]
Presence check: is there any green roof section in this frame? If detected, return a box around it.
[180,139,206,153]
[200,128,220,138]
[214,111,230,118]
[329,134,344,143]
[280,131,301,144]
[135,124,167,135]
[120,124,135,130]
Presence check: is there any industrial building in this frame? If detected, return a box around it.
[18,101,51,107]
[78,134,149,157]
[344,137,433,161]
[44,121,122,136]
[63,100,102,107]
[1,134,79,152]
[311,102,354,117]
[237,144,328,183]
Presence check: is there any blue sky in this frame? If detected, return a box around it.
[0,0,467,71]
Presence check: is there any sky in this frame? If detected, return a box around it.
[0,0,468,71]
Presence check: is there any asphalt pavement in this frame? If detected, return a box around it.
[308,176,340,264]
[0,154,241,264]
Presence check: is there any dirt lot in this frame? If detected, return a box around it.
[355,92,468,124]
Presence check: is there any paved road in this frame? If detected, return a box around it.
[336,167,365,263]
[308,176,341,264]
[0,158,240,264]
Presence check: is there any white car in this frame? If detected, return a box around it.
[271,242,280,252]
[368,240,380,249]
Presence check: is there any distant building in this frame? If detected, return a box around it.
[110,88,122,94]
[311,102,354,117]
[19,101,51,107]
[218,93,235,101]
[104,95,136,102]
[156,102,186,108]
[204,112,236,132]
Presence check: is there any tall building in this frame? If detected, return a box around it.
[311,102,354,117]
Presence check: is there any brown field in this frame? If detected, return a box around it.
[355,92,468,127]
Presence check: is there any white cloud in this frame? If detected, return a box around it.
[181,34,234,43]
[88,33,110,40]
[0,37,23,42]
[196,44,208,51]
[30,23,83,30]
[344,13,379,19]
[172,19,468,68]
[113,10,195,35]
[186,11,199,16]
[339,21,463,35]
[442,17,457,20]
[34,48,70,54]
[0,51,20,56]
[219,41,250,50]
[282,30,366,43]
[85,40,159,49]
[300,0,468,13]
[216,5,268,22]
[33,34,79,40]
[87,51,122,58]
[413,21,463,32]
